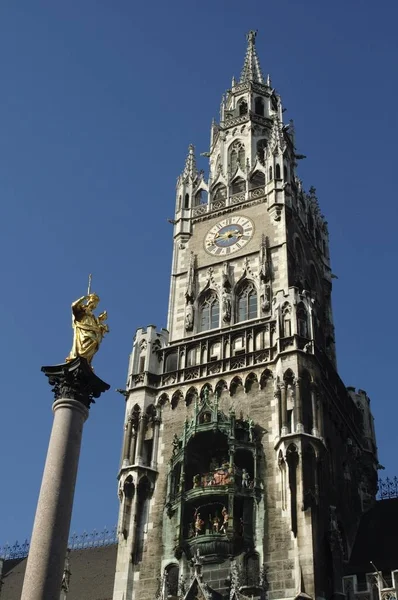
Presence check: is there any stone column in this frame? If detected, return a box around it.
[150,416,161,469]
[280,383,288,436]
[295,378,304,433]
[129,428,137,465]
[310,383,319,437]
[274,386,281,438]
[122,415,133,466]
[135,413,148,465]
[21,358,109,600]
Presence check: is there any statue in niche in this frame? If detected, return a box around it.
[242,468,251,489]
[220,507,229,533]
[185,253,196,332]
[247,417,255,441]
[172,434,180,455]
[193,474,201,488]
[260,235,272,313]
[194,512,204,537]
[185,302,194,331]
[222,262,232,324]
[222,289,232,323]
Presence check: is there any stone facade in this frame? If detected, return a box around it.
[112,32,378,600]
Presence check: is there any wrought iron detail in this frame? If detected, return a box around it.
[0,526,117,560]
[378,477,398,499]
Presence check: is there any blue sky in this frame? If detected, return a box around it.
[1,0,397,546]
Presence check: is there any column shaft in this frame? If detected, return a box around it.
[129,430,137,464]
[21,399,88,600]
[311,386,319,437]
[280,384,288,435]
[150,418,161,469]
[122,417,133,465]
[295,379,304,433]
[135,415,148,465]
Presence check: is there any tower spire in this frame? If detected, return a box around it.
[240,30,265,84]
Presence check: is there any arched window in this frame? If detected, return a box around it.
[238,99,248,115]
[282,303,292,337]
[194,189,208,206]
[229,141,245,174]
[249,170,265,189]
[254,97,264,116]
[245,553,260,586]
[237,281,258,322]
[199,291,219,332]
[231,177,245,195]
[212,184,227,202]
[256,139,267,165]
[165,564,179,597]
[165,351,178,372]
[184,193,190,209]
[297,303,309,338]
[269,166,273,180]
[275,163,281,179]
[284,165,288,180]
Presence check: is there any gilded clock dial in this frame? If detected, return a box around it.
[205,216,254,256]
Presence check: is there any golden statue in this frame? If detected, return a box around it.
[66,275,109,365]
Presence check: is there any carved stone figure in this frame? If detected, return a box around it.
[222,291,231,323]
[172,434,180,455]
[66,289,109,365]
[185,302,194,331]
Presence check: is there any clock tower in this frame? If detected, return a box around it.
[112,31,378,600]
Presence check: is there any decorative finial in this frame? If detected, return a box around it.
[181,144,198,182]
[66,278,109,366]
[247,29,257,44]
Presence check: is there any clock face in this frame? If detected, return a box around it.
[205,216,254,256]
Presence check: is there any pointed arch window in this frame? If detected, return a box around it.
[199,291,219,332]
[256,139,267,165]
[212,184,227,202]
[229,141,245,174]
[269,166,273,180]
[275,163,281,179]
[249,170,265,189]
[254,96,264,116]
[238,98,248,115]
[297,303,309,338]
[282,302,292,337]
[237,282,258,322]
[231,177,245,195]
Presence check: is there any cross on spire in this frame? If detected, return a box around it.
[239,30,265,84]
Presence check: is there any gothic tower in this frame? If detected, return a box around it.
[112,32,378,600]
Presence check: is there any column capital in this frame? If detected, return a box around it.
[41,357,110,409]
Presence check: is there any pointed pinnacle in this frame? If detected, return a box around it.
[240,30,265,84]
[181,144,198,182]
